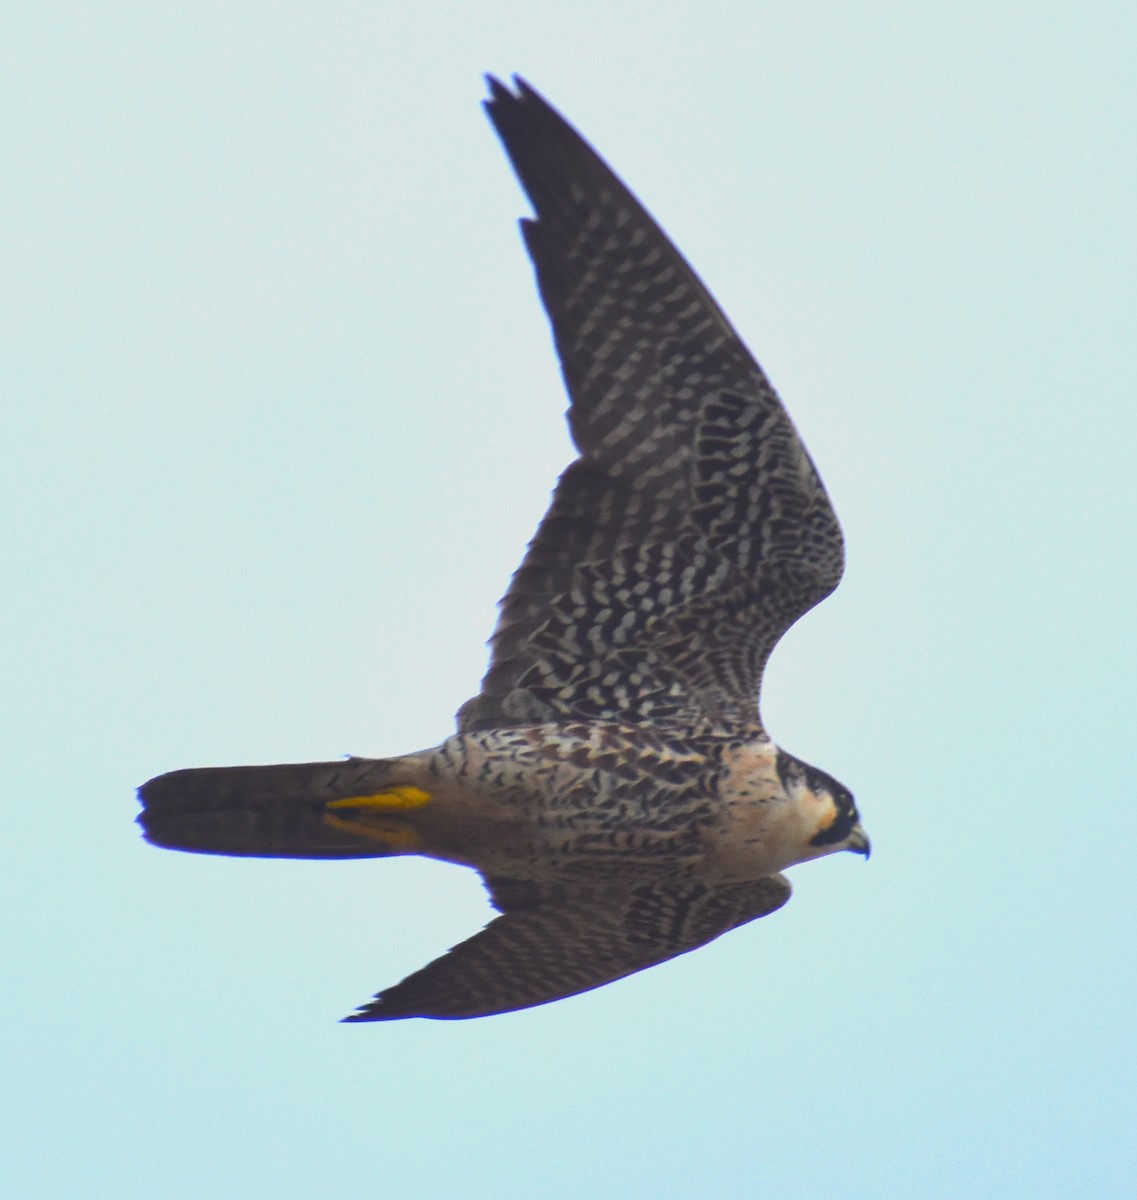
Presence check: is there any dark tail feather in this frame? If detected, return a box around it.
[137,757,404,859]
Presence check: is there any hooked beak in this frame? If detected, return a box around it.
[846,822,871,859]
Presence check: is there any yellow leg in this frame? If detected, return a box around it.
[321,786,430,851]
[326,785,431,812]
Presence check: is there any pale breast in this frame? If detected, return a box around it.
[701,736,806,881]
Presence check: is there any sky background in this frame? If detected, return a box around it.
[4,3,1136,1197]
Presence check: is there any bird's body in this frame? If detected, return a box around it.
[146,726,840,882]
[139,77,869,1021]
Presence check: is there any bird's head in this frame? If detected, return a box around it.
[775,750,870,862]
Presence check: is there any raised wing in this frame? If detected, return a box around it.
[458,77,842,737]
[343,874,791,1021]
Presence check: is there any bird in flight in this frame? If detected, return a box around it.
[138,76,868,1021]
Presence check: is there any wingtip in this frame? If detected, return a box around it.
[483,73,525,106]
[341,996,396,1023]
[483,73,544,113]
[341,1008,417,1024]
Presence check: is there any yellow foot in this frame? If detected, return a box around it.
[322,786,430,851]
[322,812,420,851]
[327,785,431,812]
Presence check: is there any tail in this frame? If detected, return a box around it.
[138,757,429,859]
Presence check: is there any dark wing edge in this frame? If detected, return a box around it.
[482,75,742,352]
[343,873,791,1021]
[458,77,843,735]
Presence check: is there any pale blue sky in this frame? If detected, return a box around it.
[4,3,1136,1197]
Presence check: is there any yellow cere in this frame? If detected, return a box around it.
[326,786,431,811]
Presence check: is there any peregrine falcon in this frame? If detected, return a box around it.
[138,76,869,1021]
